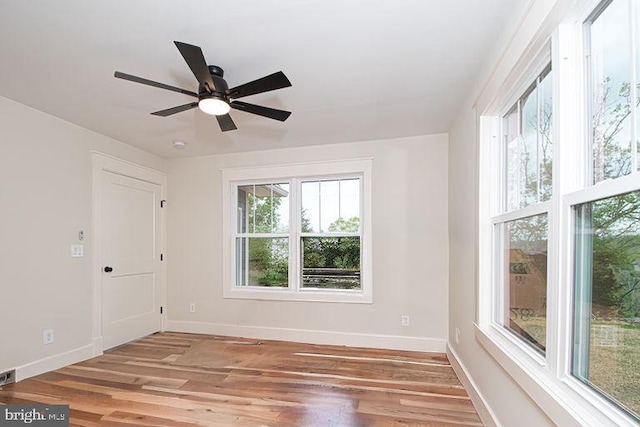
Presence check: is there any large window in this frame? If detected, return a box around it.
[479,0,640,424]
[569,0,640,419]
[222,160,372,303]
[493,65,552,354]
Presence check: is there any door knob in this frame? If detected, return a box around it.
[104,266,113,273]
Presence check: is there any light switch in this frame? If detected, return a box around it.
[70,244,84,257]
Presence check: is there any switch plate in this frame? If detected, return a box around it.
[70,244,84,257]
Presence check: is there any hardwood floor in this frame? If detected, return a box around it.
[0,333,481,426]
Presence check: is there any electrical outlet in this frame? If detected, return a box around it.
[401,315,410,326]
[0,369,15,386]
[189,303,196,313]
[455,327,461,344]
[43,329,54,345]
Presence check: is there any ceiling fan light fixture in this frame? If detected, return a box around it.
[198,97,230,116]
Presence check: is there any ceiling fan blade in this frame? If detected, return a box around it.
[216,114,237,132]
[174,41,216,92]
[151,102,199,117]
[227,71,292,99]
[231,101,291,122]
[114,71,198,97]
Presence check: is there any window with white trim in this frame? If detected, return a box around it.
[222,159,372,303]
[479,0,640,424]
[571,0,640,419]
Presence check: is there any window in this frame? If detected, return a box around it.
[493,65,553,354]
[569,0,640,418]
[573,191,640,418]
[235,183,290,287]
[222,159,372,303]
[501,214,548,353]
[479,0,640,424]
[588,0,639,183]
[504,66,553,210]
[301,178,361,289]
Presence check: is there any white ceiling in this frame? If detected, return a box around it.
[0,0,524,158]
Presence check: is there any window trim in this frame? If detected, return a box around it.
[221,158,373,303]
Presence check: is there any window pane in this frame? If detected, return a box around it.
[521,85,539,206]
[301,179,361,233]
[301,237,361,289]
[301,181,320,233]
[237,183,289,233]
[337,179,360,231]
[637,0,640,172]
[505,105,520,211]
[504,68,553,211]
[590,0,633,183]
[573,191,640,418]
[320,180,340,232]
[236,237,288,287]
[539,71,553,200]
[503,214,548,353]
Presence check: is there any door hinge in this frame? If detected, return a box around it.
[160,254,164,261]
[161,199,166,208]
[160,306,163,314]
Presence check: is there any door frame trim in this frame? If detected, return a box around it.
[91,152,167,355]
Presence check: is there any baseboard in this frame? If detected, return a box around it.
[92,336,104,357]
[165,320,446,352]
[447,344,499,427]
[16,344,94,382]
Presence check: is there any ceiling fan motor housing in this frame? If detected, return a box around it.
[199,65,228,101]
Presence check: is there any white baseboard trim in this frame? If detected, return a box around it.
[165,320,446,353]
[16,344,94,382]
[447,344,499,427]
[92,336,104,357]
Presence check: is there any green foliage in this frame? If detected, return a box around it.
[328,216,360,232]
[246,191,284,233]
[248,238,288,287]
[301,209,313,232]
[303,236,360,271]
[590,191,640,317]
[586,78,640,318]
[241,187,289,286]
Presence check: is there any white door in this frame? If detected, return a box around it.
[100,170,162,350]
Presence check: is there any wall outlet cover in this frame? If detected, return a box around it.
[43,329,54,345]
[0,369,16,386]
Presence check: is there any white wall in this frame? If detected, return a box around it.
[166,134,449,351]
[0,96,166,376]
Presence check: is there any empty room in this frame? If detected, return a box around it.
[1,0,639,426]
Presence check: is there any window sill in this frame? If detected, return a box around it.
[474,323,637,427]
[223,286,373,304]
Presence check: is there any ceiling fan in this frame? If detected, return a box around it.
[114,41,292,132]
